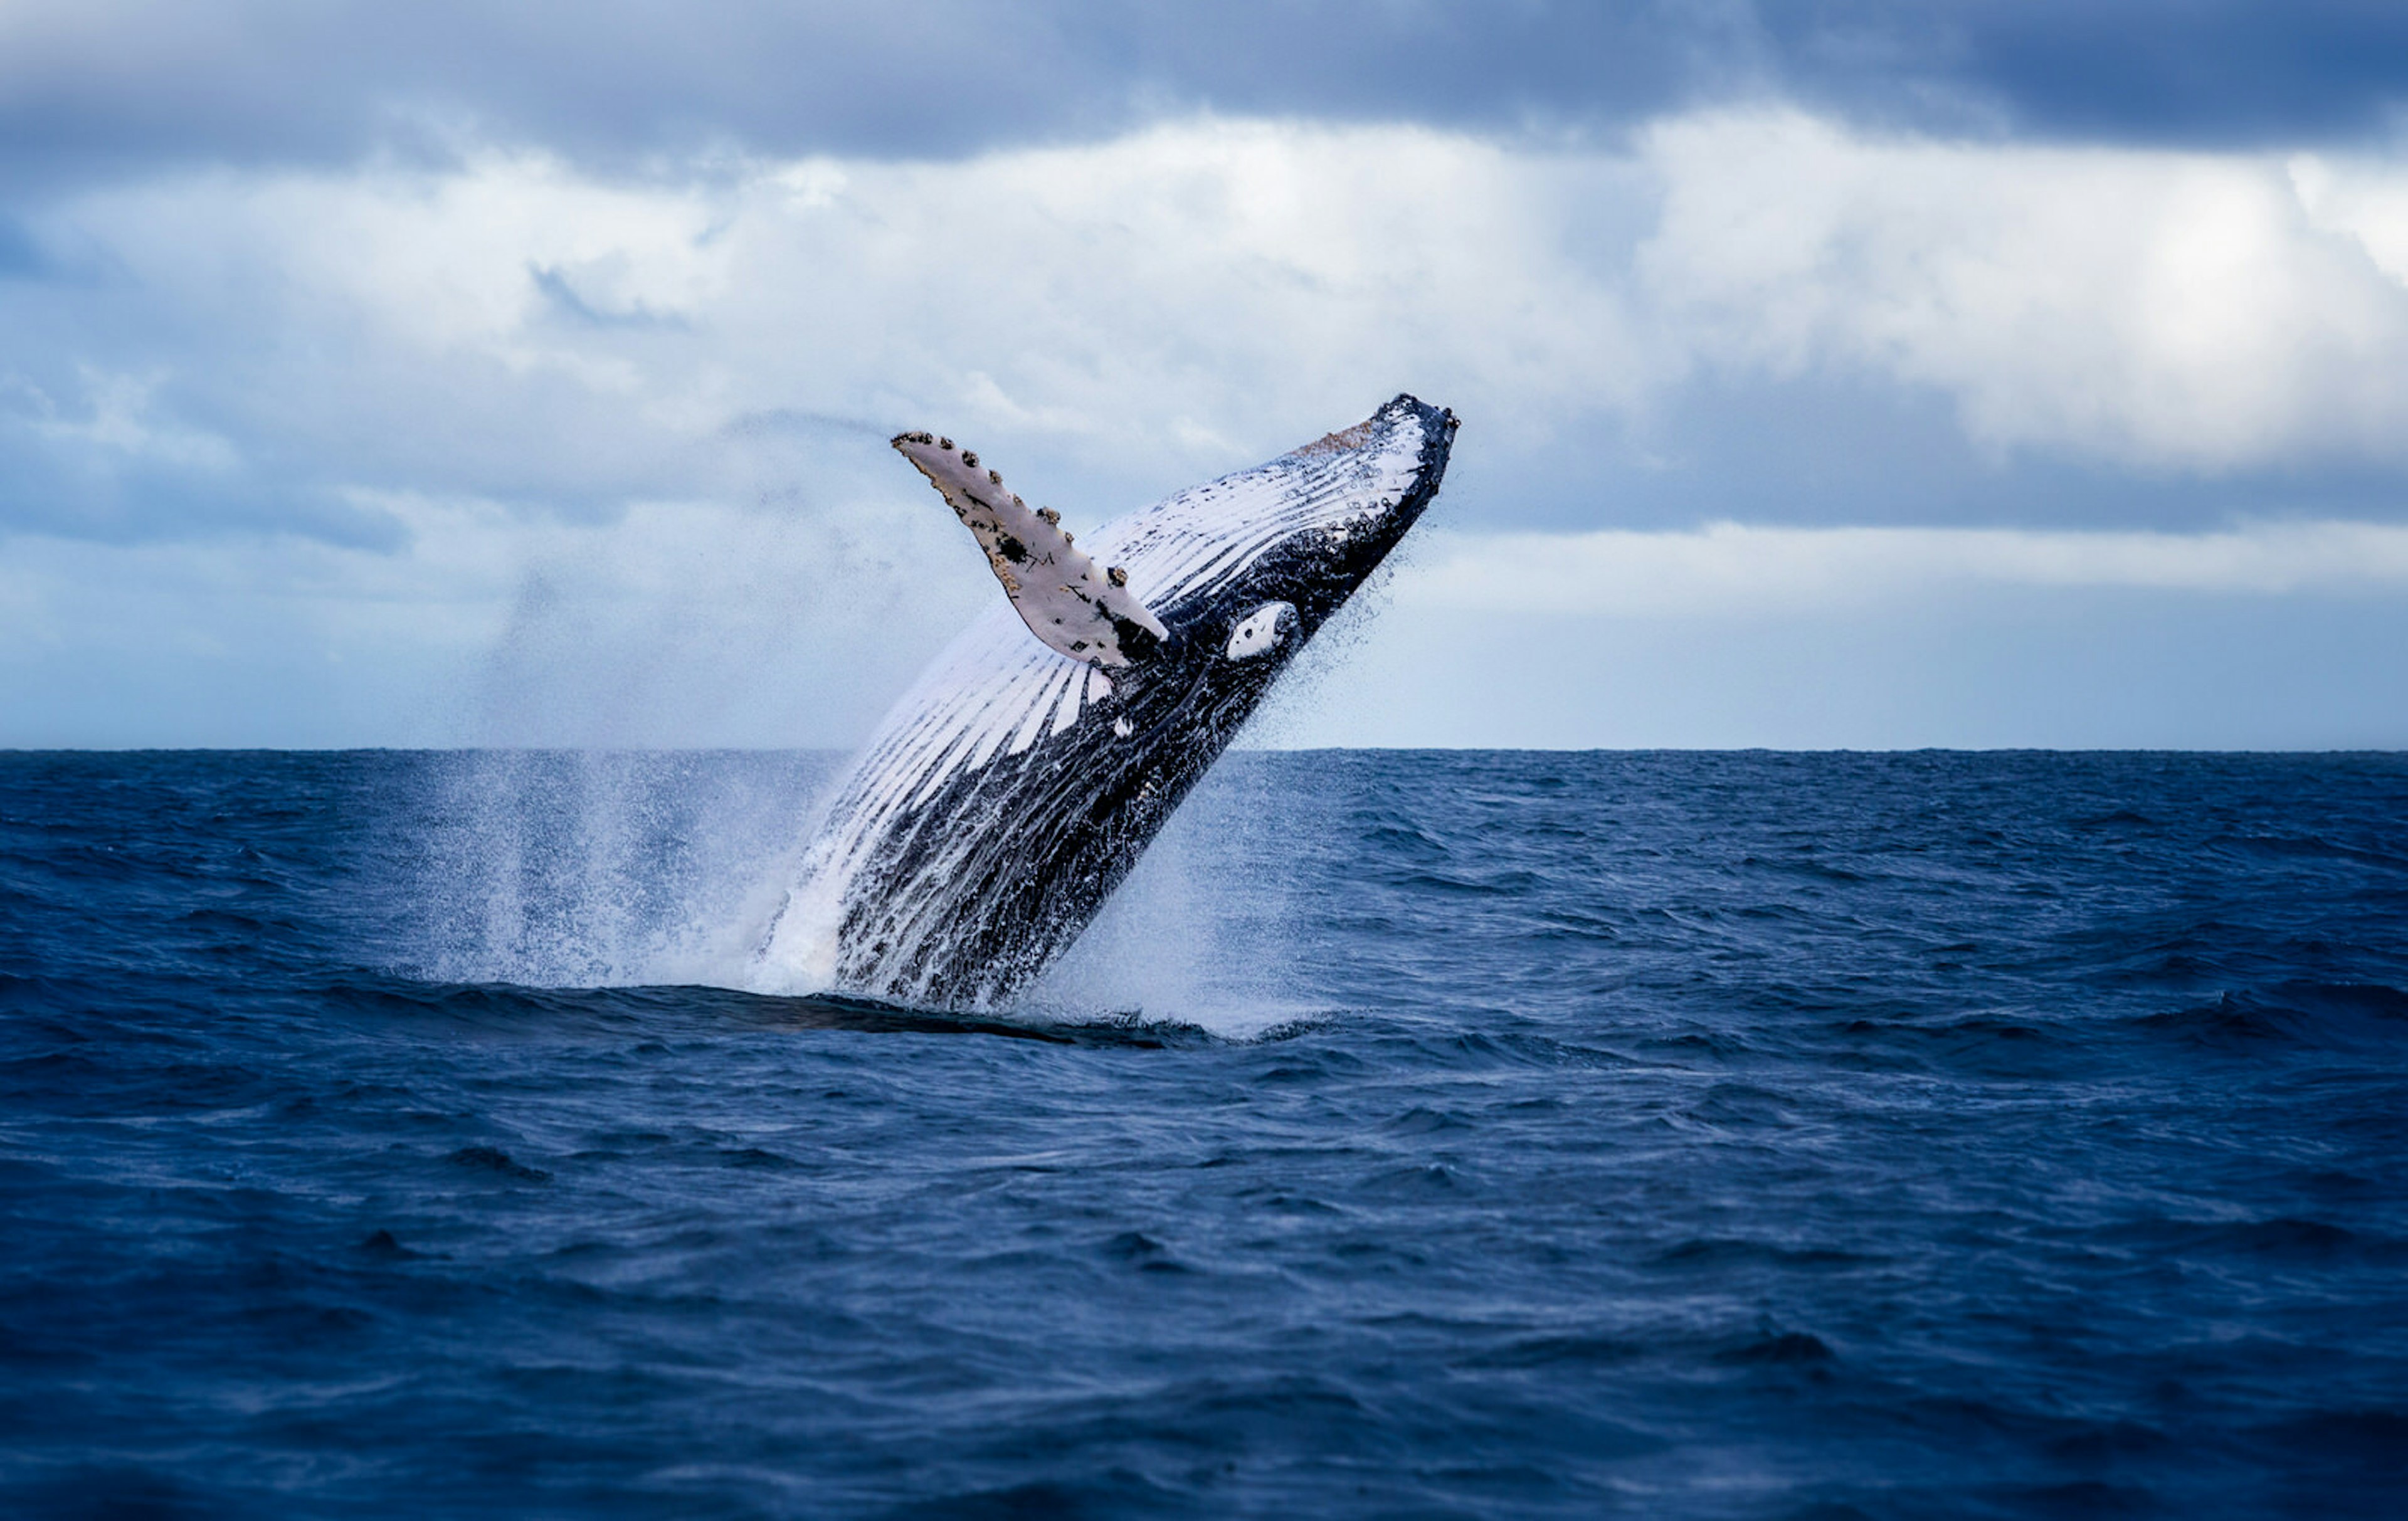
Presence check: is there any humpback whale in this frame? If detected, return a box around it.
[753,394,1457,1009]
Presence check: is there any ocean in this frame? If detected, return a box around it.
[3,748,2404,1518]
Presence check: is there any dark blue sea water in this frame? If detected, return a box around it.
[4,749,2406,1518]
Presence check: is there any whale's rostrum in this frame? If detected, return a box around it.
[752,394,1457,1009]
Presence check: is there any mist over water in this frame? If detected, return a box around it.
[1028,755,1329,1038]
[433,418,994,757]
[409,749,835,992]
[403,744,1317,1035]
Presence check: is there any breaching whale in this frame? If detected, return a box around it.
[752,394,1457,1009]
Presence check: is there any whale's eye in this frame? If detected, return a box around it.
[1225,601,1296,660]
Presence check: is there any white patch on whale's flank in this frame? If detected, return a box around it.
[1225,601,1295,660]
[890,432,1168,667]
[1048,671,1086,737]
[1008,663,1074,755]
[750,399,1439,1002]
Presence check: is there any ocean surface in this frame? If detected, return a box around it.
[3,748,2405,1518]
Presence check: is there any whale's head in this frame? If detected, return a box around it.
[1099,393,1459,671]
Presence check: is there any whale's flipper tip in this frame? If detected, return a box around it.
[892,432,1169,667]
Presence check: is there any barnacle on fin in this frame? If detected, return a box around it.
[889,429,1168,667]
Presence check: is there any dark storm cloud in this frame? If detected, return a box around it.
[5,1,2404,194]
[1772,0,2408,147]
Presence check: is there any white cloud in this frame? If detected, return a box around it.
[11,110,2408,746]
[1639,112,2408,470]
[18,108,2408,547]
[26,121,1645,532]
[2291,151,2408,287]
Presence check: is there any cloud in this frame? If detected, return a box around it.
[6,2,2405,201]
[3,122,1653,544]
[13,110,2408,552]
[1404,520,2408,618]
[0,489,982,747]
[1763,1,2408,148]
[1640,112,2408,471]
[9,107,2408,747]
[2293,150,2408,282]
[0,1,1750,189]
[14,494,2407,750]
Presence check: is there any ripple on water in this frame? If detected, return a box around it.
[1,749,2404,1517]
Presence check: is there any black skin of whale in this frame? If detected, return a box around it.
[836,395,1457,1008]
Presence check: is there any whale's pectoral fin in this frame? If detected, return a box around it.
[890,432,1170,667]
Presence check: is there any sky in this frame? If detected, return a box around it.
[5,1,2408,749]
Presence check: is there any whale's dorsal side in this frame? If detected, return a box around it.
[892,432,1168,668]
